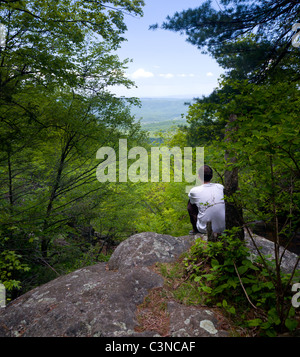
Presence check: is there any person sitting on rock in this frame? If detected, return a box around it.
[187,165,225,235]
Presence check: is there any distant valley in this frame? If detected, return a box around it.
[130,97,192,138]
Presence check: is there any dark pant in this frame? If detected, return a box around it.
[187,200,199,233]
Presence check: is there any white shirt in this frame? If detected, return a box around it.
[188,183,225,233]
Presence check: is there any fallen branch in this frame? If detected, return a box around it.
[233,261,257,310]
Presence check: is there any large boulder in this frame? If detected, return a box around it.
[0,263,164,337]
[0,232,229,337]
[108,232,194,271]
[244,231,300,274]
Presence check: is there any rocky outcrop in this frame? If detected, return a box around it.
[0,232,229,337]
[0,231,298,337]
[0,263,164,337]
[108,232,193,271]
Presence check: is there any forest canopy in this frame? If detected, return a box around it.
[0,0,148,295]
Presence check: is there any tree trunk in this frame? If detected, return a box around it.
[224,114,244,240]
[41,135,74,257]
[207,221,220,242]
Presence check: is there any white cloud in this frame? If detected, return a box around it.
[159,73,174,79]
[131,68,154,79]
[206,72,214,77]
[178,73,195,77]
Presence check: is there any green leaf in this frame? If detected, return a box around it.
[248,318,262,327]
[267,309,281,325]
[228,278,238,288]
[265,329,277,337]
[252,284,262,292]
[237,265,248,275]
[229,306,236,314]
[200,286,212,293]
[264,281,274,290]
[202,273,215,281]
[285,318,298,331]
[211,259,219,268]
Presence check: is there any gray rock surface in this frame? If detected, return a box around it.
[0,263,164,337]
[168,301,229,337]
[0,232,229,337]
[0,231,298,337]
[244,231,300,274]
[108,232,194,271]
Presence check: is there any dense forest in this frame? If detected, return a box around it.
[0,0,299,336]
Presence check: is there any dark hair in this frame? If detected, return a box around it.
[198,165,213,182]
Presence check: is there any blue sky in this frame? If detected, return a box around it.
[112,0,224,98]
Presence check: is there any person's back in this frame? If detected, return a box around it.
[188,182,225,233]
[187,165,225,235]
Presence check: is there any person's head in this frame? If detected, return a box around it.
[198,165,213,183]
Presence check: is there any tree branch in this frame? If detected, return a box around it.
[233,261,257,310]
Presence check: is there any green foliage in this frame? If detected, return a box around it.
[150,0,300,337]
[184,231,299,336]
[177,49,300,337]
[0,0,146,295]
[1,4,299,341]
[0,244,30,292]
[133,181,191,237]
[157,260,203,306]
[185,97,226,147]
[183,75,300,254]
[220,79,300,236]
